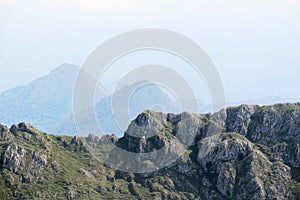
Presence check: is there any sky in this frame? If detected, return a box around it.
[0,0,300,102]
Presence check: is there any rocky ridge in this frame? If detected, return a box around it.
[0,103,299,199]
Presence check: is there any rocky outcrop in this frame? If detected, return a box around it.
[32,152,48,168]
[0,123,13,141]
[0,123,10,133]
[197,133,291,199]
[247,103,300,145]
[10,122,41,136]
[226,104,259,135]
[2,144,26,173]
[285,135,300,167]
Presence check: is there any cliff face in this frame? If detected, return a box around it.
[0,103,300,199]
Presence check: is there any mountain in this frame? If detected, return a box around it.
[57,80,181,136]
[94,80,180,135]
[0,63,80,134]
[1,63,298,136]
[0,63,109,135]
[0,64,180,136]
[0,103,300,199]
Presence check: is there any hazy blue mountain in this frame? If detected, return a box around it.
[95,81,180,135]
[1,63,298,136]
[61,80,181,136]
[0,63,79,133]
[0,63,108,134]
[0,64,180,136]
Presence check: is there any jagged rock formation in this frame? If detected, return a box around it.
[0,103,300,199]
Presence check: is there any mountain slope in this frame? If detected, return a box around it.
[0,64,80,134]
[0,103,300,199]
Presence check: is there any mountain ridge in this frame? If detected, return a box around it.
[0,102,300,199]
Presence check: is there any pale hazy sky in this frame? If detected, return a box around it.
[0,0,299,101]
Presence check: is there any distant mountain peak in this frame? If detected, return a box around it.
[50,63,79,73]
